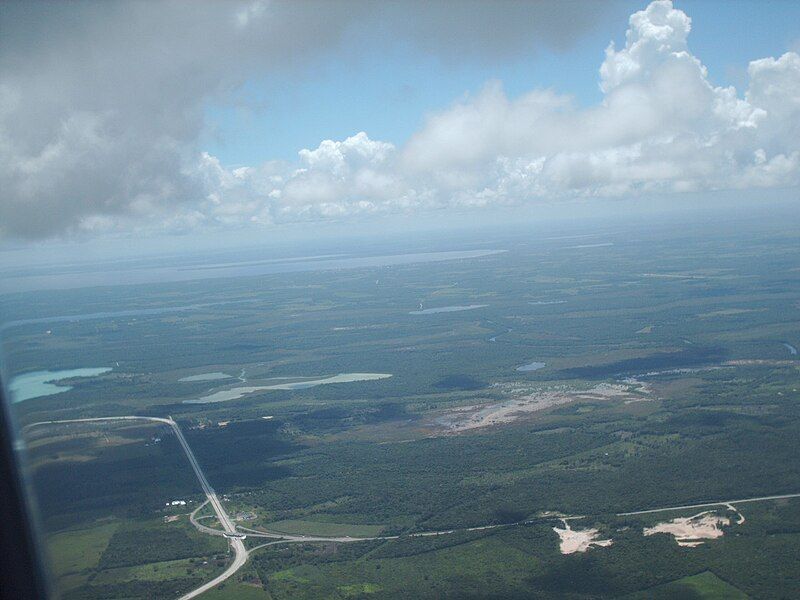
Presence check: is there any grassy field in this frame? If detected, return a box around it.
[201,584,272,600]
[630,571,749,599]
[46,521,119,578]
[257,532,543,599]
[91,557,222,585]
[32,424,229,598]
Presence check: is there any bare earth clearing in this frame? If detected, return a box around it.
[643,510,734,547]
[552,519,613,554]
[431,381,651,433]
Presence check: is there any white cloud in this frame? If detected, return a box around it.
[398,0,785,201]
[0,0,616,239]
[192,0,799,228]
[2,0,799,238]
[298,132,394,176]
[398,0,798,201]
[599,0,694,93]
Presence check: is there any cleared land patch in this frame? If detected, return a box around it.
[430,382,650,433]
[643,511,731,547]
[552,519,612,554]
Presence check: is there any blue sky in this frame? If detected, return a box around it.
[203,0,800,166]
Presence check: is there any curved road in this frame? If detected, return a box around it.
[27,416,247,600]
[616,492,800,516]
[27,416,800,597]
[179,536,246,600]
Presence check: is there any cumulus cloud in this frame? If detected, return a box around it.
[1,0,799,238]
[0,0,364,237]
[399,0,797,203]
[190,0,800,228]
[0,0,611,239]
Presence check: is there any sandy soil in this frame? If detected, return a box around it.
[552,519,613,554]
[643,510,730,547]
[432,382,650,433]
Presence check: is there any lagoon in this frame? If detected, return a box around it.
[179,372,233,382]
[1,299,257,332]
[516,362,546,372]
[9,367,112,403]
[410,304,487,315]
[3,249,506,294]
[185,373,393,404]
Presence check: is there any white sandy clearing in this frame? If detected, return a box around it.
[552,519,613,554]
[433,382,649,433]
[643,511,730,547]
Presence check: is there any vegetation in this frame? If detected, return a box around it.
[5,215,800,597]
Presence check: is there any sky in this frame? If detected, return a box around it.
[1,0,799,244]
[203,1,800,165]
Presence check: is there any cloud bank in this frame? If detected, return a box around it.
[1,1,799,238]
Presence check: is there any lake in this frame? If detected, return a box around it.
[410,304,487,315]
[0,299,257,332]
[185,373,393,404]
[2,249,506,293]
[516,362,546,372]
[9,367,112,403]
[179,372,234,382]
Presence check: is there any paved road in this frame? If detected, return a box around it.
[189,501,228,537]
[27,416,247,600]
[616,492,800,516]
[179,536,246,600]
[28,417,800,595]
[236,491,800,552]
[170,421,238,536]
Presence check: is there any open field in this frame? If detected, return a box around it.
[627,571,749,599]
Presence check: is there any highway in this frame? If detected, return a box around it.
[27,415,174,428]
[235,492,800,546]
[189,501,229,537]
[170,420,238,536]
[27,416,800,597]
[616,492,800,516]
[179,536,246,600]
[27,416,247,600]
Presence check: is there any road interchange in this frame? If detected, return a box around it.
[26,416,246,600]
[26,415,800,598]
